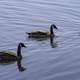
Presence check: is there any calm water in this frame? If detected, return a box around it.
[0,0,80,80]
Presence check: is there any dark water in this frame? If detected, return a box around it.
[0,0,80,80]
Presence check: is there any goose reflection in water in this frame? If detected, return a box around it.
[27,33,58,48]
[17,58,26,72]
[50,35,57,48]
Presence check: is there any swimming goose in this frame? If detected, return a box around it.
[26,24,58,39]
[0,43,26,63]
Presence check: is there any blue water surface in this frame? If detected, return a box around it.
[0,0,80,80]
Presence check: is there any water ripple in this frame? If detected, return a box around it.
[0,0,80,80]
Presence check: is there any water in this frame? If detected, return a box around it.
[0,0,80,80]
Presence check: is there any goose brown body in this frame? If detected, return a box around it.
[0,51,17,63]
[0,43,26,64]
[27,31,50,38]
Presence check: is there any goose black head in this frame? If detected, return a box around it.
[19,43,26,47]
[51,24,58,29]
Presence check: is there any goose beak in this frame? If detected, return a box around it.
[23,44,27,48]
[54,26,58,29]
[26,32,30,35]
[24,45,27,48]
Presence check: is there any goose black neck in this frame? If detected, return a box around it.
[50,26,54,36]
[17,44,22,60]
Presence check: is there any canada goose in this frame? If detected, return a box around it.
[0,43,26,71]
[26,24,58,39]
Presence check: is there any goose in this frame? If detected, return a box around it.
[0,43,26,63]
[26,24,58,39]
[0,43,26,71]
